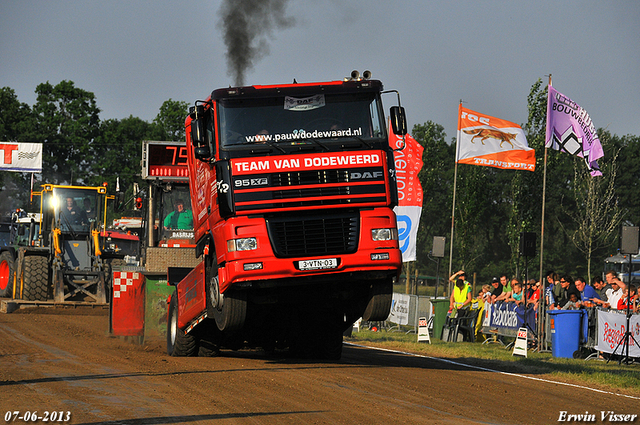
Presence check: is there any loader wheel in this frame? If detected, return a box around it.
[362,278,393,322]
[22,255,49,301]
[167,291,198,357]
[0,252,15,298]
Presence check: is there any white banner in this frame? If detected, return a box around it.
[0,142,42,172]
[388,293,410,325]
[482,302,492,327]
[596,310,640,357]
[394,205,422,262]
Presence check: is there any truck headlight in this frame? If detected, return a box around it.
[227,237,258,252]
[371,228,398,241]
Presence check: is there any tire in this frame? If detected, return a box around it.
[206,256,246,332]
[362,278,393,322]
[166,291,198,357]
[197,320,221,357]
[212,290,247,332]
[108,258,127,276]
[0,252,15,298]
[22,255,49,301]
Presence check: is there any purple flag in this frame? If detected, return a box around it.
[546,85,604,176]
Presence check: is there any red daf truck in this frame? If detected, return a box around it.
[167,72,407,359]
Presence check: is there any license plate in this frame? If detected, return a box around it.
[298,258,338,270]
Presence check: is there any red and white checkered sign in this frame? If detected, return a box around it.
[113,271,141,298]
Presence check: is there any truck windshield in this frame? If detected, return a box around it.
[218,92,385,147]
[160,185,194,241]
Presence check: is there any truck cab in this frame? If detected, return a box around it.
[169,75,407,358]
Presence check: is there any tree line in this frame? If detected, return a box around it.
[1,79,639,287]
[1,80,188,215]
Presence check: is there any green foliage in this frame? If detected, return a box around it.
[88,116,159,190]
[0,87,35,211]
[31,80,101,184]
[153,99,190,141]
[412,121,454,266]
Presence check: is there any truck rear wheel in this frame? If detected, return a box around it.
[167,291,198,357]
[0,252,15,298]
[362,278,393,322]
[22,255,49,301]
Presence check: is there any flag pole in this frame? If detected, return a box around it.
[537,74,551,348]
[448,101,463,297]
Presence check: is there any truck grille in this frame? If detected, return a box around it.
[234,167,387,213]
[266,211,359,258]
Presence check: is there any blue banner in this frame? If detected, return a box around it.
[486,301,536,334]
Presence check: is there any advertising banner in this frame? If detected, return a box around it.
[388,293,411,325]
[0,142,42,173]
[596,310,640,357]
[389,132,424,262]
[483,301,537,335]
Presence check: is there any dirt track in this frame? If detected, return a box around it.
[1,308,638,425]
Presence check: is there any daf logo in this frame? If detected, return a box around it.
[350,171,383,180]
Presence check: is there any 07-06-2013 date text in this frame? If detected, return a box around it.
[4,411,71,422]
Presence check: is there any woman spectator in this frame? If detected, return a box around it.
[527,280,541,310]
[617,285,638,312]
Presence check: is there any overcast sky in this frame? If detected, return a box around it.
[2,1,639,141]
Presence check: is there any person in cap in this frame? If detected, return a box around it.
[489,277,503,304]
[448,270,471,317]
[164,199,193,230]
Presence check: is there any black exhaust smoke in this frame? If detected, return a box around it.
[220,0,295,87]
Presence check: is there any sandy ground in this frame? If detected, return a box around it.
[1,307,638,425]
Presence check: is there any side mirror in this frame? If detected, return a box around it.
[190,104,212,161]
[194,146,211,160]
[191,118,205,147]
[390,106,407,136]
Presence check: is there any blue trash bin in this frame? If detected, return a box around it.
[547,310,584,358]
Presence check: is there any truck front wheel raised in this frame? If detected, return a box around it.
[167,291,198,357]
[206,258,246,332]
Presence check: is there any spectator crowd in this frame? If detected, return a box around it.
[445,268,639,344]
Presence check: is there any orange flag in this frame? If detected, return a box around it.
[457,105,535,172]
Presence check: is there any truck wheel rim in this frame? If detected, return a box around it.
[170,309,177,345]
[209,276,222,309]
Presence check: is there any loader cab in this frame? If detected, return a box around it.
[46,187,105,234]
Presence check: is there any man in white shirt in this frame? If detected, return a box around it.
[607,280,624,310]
